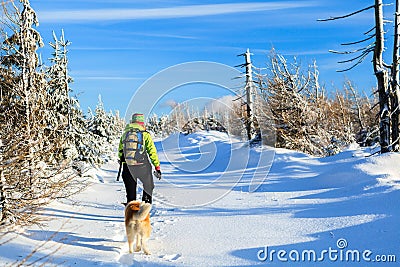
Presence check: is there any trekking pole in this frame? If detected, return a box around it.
[116,161,122,181]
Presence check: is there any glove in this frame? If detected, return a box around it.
[154,166,162,180]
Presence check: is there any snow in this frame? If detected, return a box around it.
[357,153,400,188]
[1,131,399,266]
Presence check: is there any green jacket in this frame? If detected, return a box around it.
[118,123,160,168]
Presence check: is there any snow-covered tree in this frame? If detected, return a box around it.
[252,51,377,156]
[46,30,77,161]
[256,52,326,155]
[79,107,103,166]
[84,96,124,165]
[0,0,128,226]
[0,0,80,225]
[146,100,242,139]
[147,114,172,137]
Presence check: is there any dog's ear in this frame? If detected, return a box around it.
[130,202,141,211]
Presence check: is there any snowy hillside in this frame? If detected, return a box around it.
[0,131,399,266]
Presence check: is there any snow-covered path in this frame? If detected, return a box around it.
[1,131,399,266]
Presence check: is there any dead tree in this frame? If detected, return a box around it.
[237,49,257,141]
[319,0,395,153]
[391,0,400,151]
[375,0,391,153]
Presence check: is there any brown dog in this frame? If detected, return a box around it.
[124,201,152,255]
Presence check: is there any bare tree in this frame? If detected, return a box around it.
[256,52,331,155]
[250,50,378,156]
[319,0,398,153]
[237,49,257,141]
[391,0,400,151]
[374,0,391,153]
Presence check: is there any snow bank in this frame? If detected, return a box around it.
[357,153,400,188]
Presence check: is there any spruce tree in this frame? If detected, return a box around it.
[46,30,90,162]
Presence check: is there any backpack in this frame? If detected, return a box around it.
[123,129,148,165]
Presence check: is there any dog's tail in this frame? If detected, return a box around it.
[131,202,152,221]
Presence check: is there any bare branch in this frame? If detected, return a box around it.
[318,5,374,22]
[383,62,393,68]
[329,44,374,55]
[337,52,371,72]
[364,26,376,35]
[337,48,374,64]
[341,35,375,46]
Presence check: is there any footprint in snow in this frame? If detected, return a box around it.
[164,219,176,224]
[160,253,182,262]
[155,218,176,224]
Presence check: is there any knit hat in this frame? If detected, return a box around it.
[131,113,145,125]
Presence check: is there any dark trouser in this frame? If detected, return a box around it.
[122,163,154,204]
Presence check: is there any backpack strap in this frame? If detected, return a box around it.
[136,131,144,151]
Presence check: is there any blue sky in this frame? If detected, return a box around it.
[21,0,392,117]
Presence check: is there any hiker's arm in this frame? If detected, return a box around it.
[144,132,160,169]
[118,133,124,160]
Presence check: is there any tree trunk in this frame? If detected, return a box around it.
[391,0,400,151]
[374,0,390,153]
[0,169,9,224]
[244,49,256,141]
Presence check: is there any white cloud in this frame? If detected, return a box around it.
[163,99,179,109]
[205,95,236,114]
[137,32,198,40]
[38,1,317,22]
